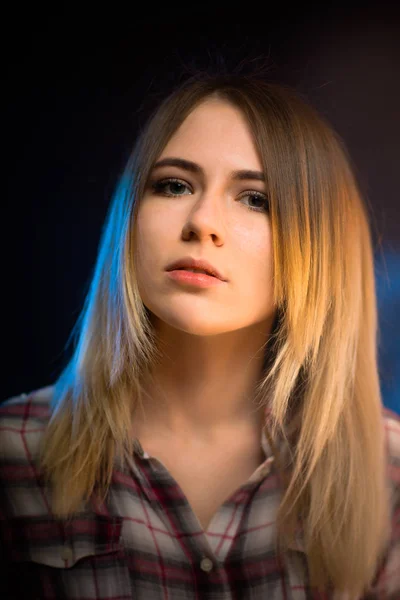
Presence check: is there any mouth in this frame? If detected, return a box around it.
[175,268,216,276]
[165,258,227,282]
[166,268,225,287]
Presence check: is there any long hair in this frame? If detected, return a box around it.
[39,72,391,598]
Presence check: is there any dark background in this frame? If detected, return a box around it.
[3,7,400,414]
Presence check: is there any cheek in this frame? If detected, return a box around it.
[136,204,166,250]
[236,227,273,291]
[234,222,271,261]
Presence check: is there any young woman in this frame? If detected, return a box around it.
[1,72,399,599]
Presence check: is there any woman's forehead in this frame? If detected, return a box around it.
[158,100,262,171]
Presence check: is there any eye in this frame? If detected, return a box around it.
[238,191,270,213]
[150,178,269,214]
[151,178,192,197]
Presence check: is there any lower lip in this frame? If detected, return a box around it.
[166,270,225,287]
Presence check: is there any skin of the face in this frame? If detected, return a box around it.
[135,98,275,442]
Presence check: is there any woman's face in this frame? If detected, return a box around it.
[135,98,275,337]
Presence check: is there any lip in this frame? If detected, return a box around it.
[166,270,224,288]
[165,256,227,281]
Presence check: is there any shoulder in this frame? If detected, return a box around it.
[0,385,54,419]
[0,386,55,518]
[380,406,400,592]
[0,386,54,453]
[363,408,400,595]
[382,405,400,486]
[0,386,54,420]
[0,385,54,459]
[381,406,400,520]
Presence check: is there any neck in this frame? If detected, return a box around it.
[134,315,274,442]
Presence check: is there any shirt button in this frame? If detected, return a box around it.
[200,557,214,572]
[61,545,73,562]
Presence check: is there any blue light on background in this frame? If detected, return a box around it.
[376,247,400,416]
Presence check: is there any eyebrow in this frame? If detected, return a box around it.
[152,157,265,182]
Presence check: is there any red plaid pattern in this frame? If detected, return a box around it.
[0,386,399,599]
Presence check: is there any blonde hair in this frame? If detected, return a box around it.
[40,72,391,598]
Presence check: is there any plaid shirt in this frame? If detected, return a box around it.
[0,386,399,599]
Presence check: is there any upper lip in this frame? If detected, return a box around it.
[165,257,227,281]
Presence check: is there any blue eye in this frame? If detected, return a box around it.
[151,178,269,214]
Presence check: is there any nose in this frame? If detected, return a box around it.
[181,186,227,243]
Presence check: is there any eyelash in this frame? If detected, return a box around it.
[150,177,269,213]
